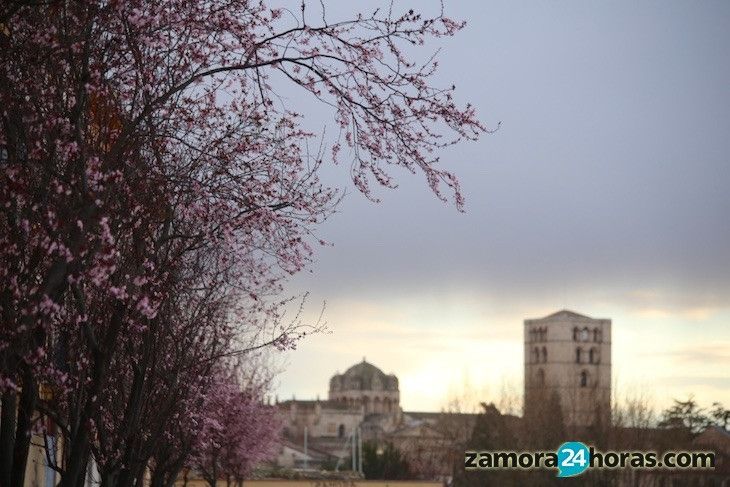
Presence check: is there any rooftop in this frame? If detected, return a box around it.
[526,309,609,323]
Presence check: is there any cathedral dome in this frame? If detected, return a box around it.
[330,359,398,392]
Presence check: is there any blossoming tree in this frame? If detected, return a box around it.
[0,1,486,487]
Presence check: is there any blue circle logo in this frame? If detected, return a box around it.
[556,441,590,477]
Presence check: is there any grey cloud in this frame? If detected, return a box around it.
[281,0,730,310]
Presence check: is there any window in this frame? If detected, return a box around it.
[338,424,345,438]
[589,348,599,364]
[573,327,579,341]
[541,346,547,363]
[531,327,540,342]
[580,370,588,387]
[533,347,539,363]
[580,327,589,341]
[536,368,545,385]
[593,328,601,342]
[575,347,582,364]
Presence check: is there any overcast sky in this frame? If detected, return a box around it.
[271,0,730,414]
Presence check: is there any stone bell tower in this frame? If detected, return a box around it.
[524,310,611,429]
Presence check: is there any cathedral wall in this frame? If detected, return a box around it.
[328,390,400,414]
[309,408,364,438]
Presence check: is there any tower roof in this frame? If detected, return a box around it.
[525,309,610,324]
[330,358,398,391]
[342,359,386,382]
[542,309,592,320]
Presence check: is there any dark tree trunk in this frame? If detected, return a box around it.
[0,390,18,487]
[61,436,91,487]
[10,368,38,487]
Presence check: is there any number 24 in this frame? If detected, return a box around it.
[561,448,587,467]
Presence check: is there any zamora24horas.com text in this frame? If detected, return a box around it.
[465,442,715,478]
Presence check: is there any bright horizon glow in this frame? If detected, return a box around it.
[274,294,730,415]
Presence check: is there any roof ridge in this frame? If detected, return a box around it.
[542,309,592,320]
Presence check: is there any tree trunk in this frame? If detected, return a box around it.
[10,368,38,487]
[59,426,91,487]
[0,390,18,487]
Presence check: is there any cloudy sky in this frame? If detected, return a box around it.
[272,0,730,414]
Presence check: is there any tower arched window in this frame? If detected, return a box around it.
[580,327,589,342]
[589,347,599,364]
[541,346,547,363]
[593,328,601,342]
[580,370,589,387]
[575,347,582,364]
[573,327,579,341]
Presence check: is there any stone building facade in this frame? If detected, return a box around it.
[277,359,404,449]
[275,359,467,476]
[523,309,612,429]
[278,399,364,441]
